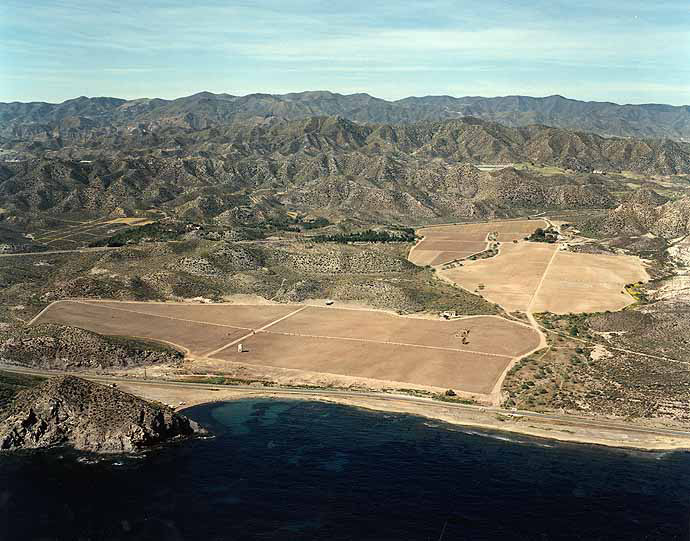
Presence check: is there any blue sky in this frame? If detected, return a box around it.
[1,0,689,104]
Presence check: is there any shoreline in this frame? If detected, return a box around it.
[108,379,690,452]
[4,362,689,451]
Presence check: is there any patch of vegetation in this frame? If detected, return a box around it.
[624,282,649,304]
[102,335,184,357]
[301,217,331,230]
[170,239,201,254]
[465,244,499,261]
[503,328,690,426]
[170,273,225,300]
[537,312,595,340]
[312,228,416,244]
[181,375,270,386]
[0,370,46,410]
[130,275,163,301]
[527,227,558,243]
[436,393,478,405]
[90,222,185,247]
[260,215,331,233]
[575,217,608,239]
[388,387,477,404]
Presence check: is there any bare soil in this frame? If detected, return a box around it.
[34,301,540,396]
[36,301,245,356]
[409,219,547,267]
[440,242,648,314]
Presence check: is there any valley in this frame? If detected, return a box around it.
[3,91,690,450]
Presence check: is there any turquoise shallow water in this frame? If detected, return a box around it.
[1,399,690,540]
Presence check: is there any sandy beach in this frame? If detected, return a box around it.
[110,378,690,451]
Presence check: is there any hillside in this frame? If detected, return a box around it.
[581,189,690,239]
[5,114,687,226]
[2,91,690,140]
[0,375,204,453]
[0,323,184,370]
[0,239,500,325]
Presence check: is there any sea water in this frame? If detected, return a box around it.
[1,399,689,540]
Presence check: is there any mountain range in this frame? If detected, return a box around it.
[2,91,690,141]
[2,92,690,229]
[0,115,651,225]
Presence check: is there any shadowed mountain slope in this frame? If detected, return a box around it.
[2,91,690,140]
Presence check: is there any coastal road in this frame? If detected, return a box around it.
[4,364,690,443]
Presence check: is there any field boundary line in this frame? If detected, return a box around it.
[407,232,429,262]
[205,305,308,358]
[417,218,547,230]
[257,329,515,359]
[526,245,560,313]
[59,298,538,329]
[33,218,112,243]
[70,300,254,331]
[416,239,492,245]
[27,301,61,326]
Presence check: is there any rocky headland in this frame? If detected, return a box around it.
[0,375,205,453]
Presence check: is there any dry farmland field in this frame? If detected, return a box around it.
[409,219,547,267]
[33,300,541,395]
[428,224,649,314]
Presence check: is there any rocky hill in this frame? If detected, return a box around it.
[0,370,44,409]
[2,91,689,140]
[5,115,690,174]
[0,324,184,370]
[0,375,204,453]
[5,114,678,226]
[581,188,690,239]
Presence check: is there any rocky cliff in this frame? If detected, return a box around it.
[0,376,204,453]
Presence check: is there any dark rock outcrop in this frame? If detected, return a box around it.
[0,376,204,453]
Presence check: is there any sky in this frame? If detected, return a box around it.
[1,0,689,105]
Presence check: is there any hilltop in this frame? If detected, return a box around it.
[2,91,690,140]
[5,114,688,226]
[0,375,204,453]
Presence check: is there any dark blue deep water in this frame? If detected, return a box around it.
[2,399,690,540]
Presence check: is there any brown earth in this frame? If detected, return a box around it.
[263,306,535,357]
[439,241,648,314]
[440,242,557,312]
[82,301,297,329]
[215,333,508,393]
[33,301,540,396]
[35,301,246,356]
[531,251,649,313]
[409,219,547,267]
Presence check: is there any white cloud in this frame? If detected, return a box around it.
[1,0,689,104]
